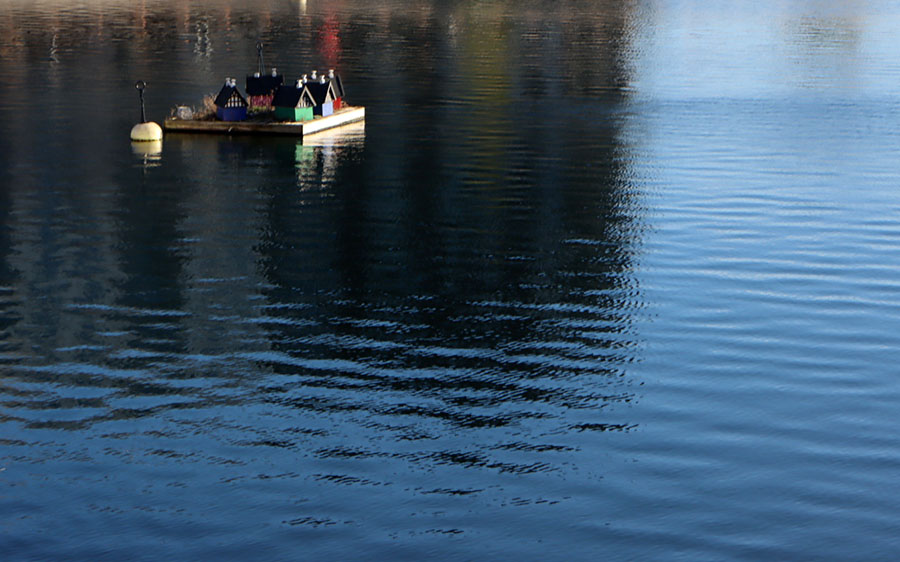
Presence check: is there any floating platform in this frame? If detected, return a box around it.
[163,106,365,137]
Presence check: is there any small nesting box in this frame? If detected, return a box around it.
[272,80,317,122]
[246,68,284,111]
[214,78,248,122]
[327,69,345,110]
[306,76,338,117]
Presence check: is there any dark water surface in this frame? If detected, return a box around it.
[3,0,900,559]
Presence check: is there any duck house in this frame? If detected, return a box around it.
[272,79,317,122]
[306,74,338,117]
[245,42,283,111]
[214,78,248,122]
[328,69,344,110]
[246,68,284,111]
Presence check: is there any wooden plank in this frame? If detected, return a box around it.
[163,106,365,137]
[303,107,365,135]
[163,118,305,136]
[303,119,366,145]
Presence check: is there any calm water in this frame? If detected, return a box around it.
[3,0,900,559]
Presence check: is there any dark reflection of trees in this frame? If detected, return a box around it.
[251,1,644,460]
[0,0,645,452]
[0,133,21,365]
[110,165,189,354]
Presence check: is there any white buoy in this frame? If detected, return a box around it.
[130,80,163,142]
[130,122,163,141]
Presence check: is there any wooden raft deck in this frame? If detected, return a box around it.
[163,106,365,137]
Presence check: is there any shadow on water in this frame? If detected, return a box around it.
[0,1,650,557]
[234,5,646,474]
[0,0,646,443]
[0,123,22,376]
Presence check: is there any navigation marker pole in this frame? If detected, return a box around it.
[130,80,163,142]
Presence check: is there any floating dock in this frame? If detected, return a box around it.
[163,106,365,137]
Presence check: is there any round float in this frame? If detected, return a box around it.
[130,121,163,142]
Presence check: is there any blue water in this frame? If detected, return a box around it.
[3,0,900,559]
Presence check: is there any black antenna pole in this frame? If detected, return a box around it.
[135,80,147,123]
[256,41,265,75]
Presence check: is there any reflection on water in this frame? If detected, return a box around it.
[0,0,645,548]
[297,121,365,186]
[3,0,900,560]
[131,140,163,167]
[783,15,863,90]
[193,18,213,63]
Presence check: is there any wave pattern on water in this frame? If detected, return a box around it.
[1,263,645,556]
[5,0,900,560]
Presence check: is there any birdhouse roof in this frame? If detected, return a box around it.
[246,74,284,95]
[214,83,248,107]
[330,74,345,98]
[272,84,317,108]
[306,81,337,106]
